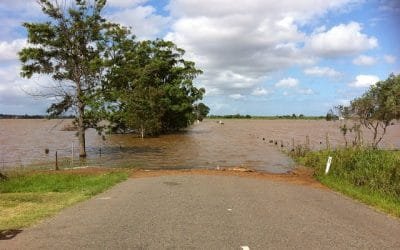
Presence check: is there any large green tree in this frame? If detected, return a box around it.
[104,34,206,137]
[19,0,112,157]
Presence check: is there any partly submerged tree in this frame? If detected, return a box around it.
[194,102,210,121]
[337,74,400,148]
[350,74,400,148]
[104,36,206,137]
[19,0,113,157]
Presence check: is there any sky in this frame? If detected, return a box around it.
[0,0,399,116]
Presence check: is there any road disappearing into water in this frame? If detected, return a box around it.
[2,174,400,249]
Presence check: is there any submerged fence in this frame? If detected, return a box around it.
[0,143,141,172]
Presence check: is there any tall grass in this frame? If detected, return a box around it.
[296,148,400,216]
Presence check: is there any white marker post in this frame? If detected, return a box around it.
[325,156,333,175]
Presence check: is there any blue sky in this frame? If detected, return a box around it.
[0,0,399,115]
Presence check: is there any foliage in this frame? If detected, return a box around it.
[194,103,210,121]
[325,109,338,121]
[104,32,206,137]
[19,0,114,157]
[336,74,400,148]
[19,0,209,145]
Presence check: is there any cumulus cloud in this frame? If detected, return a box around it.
[304,66,341,77]
[107,0,148,8]
[251,87,271,96]
[0,39,26,61]
[352,55,376,66]
[229,94,246,100]
[384,54,396,64]
[349,74,380,88]
[107,5,170,40]
[307,22,378,57]
[297,88,315,95]
[275,78,299,88]
[165,0,357,94]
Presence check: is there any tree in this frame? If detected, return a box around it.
[19,0,112,157]
[326,108,338,121]
[104,37,205,137]
[194,102,210,121]
[341,74,400,148]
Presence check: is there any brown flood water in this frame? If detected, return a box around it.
[0,119,399,173]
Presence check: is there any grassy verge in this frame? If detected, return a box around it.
[0,170,128,230]
[295,148,400,217]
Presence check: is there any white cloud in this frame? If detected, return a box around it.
[384,54,396,64]
[297,88,315,95]
[229,94,245,100]
[352,55,376,66]
[307,22,378,57]
[107,0,148,8]
[0,39,26,61]
[251,87,271,96]
[165,0,357,94]
[349,74,380,88]
[108,5,170,40]
[275,78,299,88]
[304,66,341,77]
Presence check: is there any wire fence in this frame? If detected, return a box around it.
[0,143,143,173]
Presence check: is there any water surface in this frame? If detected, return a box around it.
[1,119,399,173]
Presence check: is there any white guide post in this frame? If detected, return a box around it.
[325,156,332,175]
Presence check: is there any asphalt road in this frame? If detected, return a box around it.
[1,175,400,249]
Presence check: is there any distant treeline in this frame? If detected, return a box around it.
[0,114,75,119]
[208,114,325,120]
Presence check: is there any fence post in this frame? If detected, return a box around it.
[306,135,310,150]
[291,138,295,151]
[71,142,74,167]
[55,151,59,171]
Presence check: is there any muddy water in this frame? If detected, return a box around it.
[0,119,399,172]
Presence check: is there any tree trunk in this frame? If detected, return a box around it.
[372,122,379,149]
[77,98,86,158]
[78,122,86,157]
[140,124,145,139]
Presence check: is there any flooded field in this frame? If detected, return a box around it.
[0,119,399,173]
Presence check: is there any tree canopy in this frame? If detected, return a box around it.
[104,31,206,137]
[335,74,400,148]
[19,0,209,155]
[19,0,112,157]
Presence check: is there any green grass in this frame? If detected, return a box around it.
[296,148,400,217]
[0,171,128,230]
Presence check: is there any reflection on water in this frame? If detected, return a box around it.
[1,119,399,173]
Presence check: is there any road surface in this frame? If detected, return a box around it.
[1,174,399,249]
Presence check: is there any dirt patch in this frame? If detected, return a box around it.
[130,166,327,189]
[26,165,325,189]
